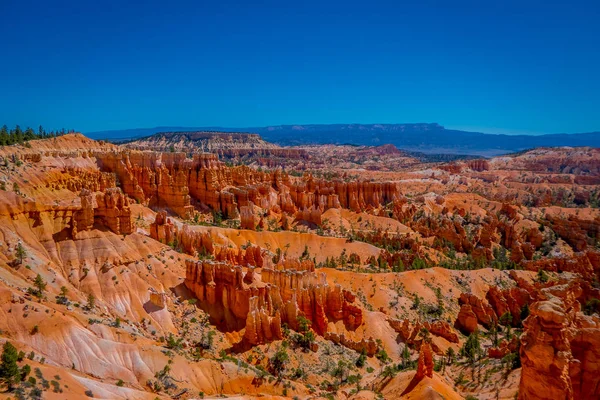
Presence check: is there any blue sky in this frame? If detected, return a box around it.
[1,0,599,134]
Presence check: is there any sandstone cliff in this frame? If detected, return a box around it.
[184,258,369,350]
[95,150,401,226]
[519,282,600,400]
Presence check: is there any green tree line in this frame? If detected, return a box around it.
[0,125,74,146]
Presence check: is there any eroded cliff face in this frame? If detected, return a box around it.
[519,282,600,400]
[452,277,535,336]
[95,150,401,225]
[455,292,498,333]
[0,188,133,254]
[184,258,370,350]
[90,188,134,235]
[522,250,600,280]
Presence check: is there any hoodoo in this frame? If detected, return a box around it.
[0,132,598,399]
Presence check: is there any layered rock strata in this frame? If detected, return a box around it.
[519,282,600,400]
[184,259,365,347]
[95,150,400,224]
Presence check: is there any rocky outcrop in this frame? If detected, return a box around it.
[415,342,434,380]
[149,211,177,245]
[570,324,600,399]
[545,215,600,252]
[260,266,363,333]
[149,212,214,257]
[215,245,270,269]
[46,168,117,193]
[95,151,196,218]
[455,286,534,333]
[149,212,276,267]
[219,148,310,161]
[486,286,532,327]
[323,332,378,356]
[455,293,497,333]
[294,206,322,226]
[74,189,95,234]
[522,250,600,280]
[388,318,459,346]
[519,285,577,400]
[502,147,600,177]
[94,188,133,235]
[72,188,133,236]
[240,204,259,230]
[455,305,479,334]
[149,291,168,309]
[184,261,255,330]
[184,259,364,347]
[488,336,518,358]
[243,296,283,346]
[519,282,600,400]
[123,131,306,163]
[467,159,490,172]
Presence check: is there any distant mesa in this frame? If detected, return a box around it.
[87,123,600,157]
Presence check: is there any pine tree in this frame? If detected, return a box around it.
[400,345,411,369]
[13,125,23,144]
[499,311,513,339]
[33,274,46,297]
[490,321,499,347]
[0,125,8,146]
[536,269,549,283]
[24,127,35,141]
[56,286,69,304]
[355,349,367,367]
[0,342,20,390]
[269,343,289,377]
[393,258,404,272]
[462,331,481,365]
[15,242,26,264]
[445,347,455,365]
[520,304,530,325]
[86,293,96,310]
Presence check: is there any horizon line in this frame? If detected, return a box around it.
[83,123,600,137]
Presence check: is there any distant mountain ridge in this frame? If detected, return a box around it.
[86,123,600,156]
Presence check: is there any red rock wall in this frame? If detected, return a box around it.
[95,151,400,224]
[94,188,133,235]
[184,259,364,346]
[518,282,600,400]
[73,188,132,236]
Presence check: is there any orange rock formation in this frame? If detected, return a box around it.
[519,282,600,400]
[184,258,366,348]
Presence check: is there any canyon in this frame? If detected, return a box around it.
[0,132,598,399]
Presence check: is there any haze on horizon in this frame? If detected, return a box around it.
[1,0,599,135]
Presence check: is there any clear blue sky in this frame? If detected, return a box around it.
[1,0,599,134]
